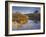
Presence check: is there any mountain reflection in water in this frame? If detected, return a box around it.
[12,20,40,30]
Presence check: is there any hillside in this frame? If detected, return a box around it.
[12,13,40,22]
[24,13,40,20]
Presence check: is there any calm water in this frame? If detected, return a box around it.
[12,20,40,30]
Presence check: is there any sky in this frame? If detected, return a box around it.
[12,6,40,14]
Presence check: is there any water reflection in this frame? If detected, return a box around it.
[12,20,40,30]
